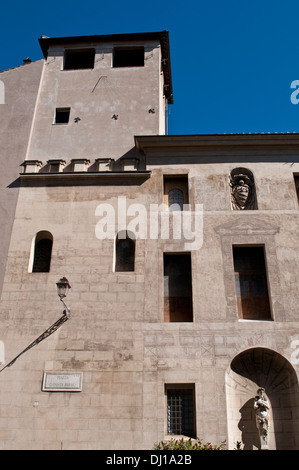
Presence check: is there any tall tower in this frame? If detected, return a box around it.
[25,32,172,169]
[0,31,174,451]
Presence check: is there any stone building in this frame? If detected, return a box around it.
[0,31,299,450]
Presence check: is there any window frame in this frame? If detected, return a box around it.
[233,244,272,321]
[163,175,189,211]
[54,107,71,125]
[165,384,196,438]
[29,231,53,273]
[63,48,95,70]
[114,230,136,272]
[163,252,193,322]
[112,47,145,68]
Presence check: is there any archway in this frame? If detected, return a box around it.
[226,347,299,450]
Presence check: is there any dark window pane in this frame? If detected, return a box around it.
[64,49,95,70]
[167,389,195,438]
[164,254,193,322]
[32,238,53,273]
[55,108,70,124]
[233,246,271,320]
[115,236,135,272]
[169,188,184,211]
[113,48,144,67]
[251,274,267,297]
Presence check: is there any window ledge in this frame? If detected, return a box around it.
[238,318,274,322]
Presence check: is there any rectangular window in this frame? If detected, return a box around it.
[164,253,193,322]
[54,108,70,124]
[294,174,299,204]
[163,175,189,211]
[166,385,196,438]
[64,49,95,70]
[113,47,144,67]
[233,245,272,320]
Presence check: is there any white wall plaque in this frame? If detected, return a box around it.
[42,372,83,392]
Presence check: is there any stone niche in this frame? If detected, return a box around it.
[225,347,299,450]
[230,167,257,210]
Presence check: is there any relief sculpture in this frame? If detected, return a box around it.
[230,168,257,210]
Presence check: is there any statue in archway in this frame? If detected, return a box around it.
[254,387,269,450]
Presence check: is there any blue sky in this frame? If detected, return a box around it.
[1,0,299,135]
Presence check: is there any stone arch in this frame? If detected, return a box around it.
[225,347,299,449]
[28,230,53,273]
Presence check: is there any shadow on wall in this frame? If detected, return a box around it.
[238,398,261,450]
[226,347,299,450]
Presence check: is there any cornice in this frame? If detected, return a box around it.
[19,171,151,186]
[135,134,299,156]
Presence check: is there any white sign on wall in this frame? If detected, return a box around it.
[42,372,83,392]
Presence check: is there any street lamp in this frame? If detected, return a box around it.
[0,278,72,373]
[56,277,71,318]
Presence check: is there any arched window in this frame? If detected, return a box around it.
[163,175,189,211]
[168,188,184,211]
[30,231,53,273]
[115,231,135,272]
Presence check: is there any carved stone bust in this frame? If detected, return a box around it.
[230,168,257,210]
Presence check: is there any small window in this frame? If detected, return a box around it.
[54,108,70,124]
[164,253,193,322]
[164,176,189,211]
[233,245,271,320]
[31,231,53,273]
[168,188,184,211]
[294,175,299,205]
[64,49,95,70]
[115,231,135,272]
[165,385,196,438]
[113,47,144,68]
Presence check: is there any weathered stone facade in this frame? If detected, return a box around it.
[0,32,299,450]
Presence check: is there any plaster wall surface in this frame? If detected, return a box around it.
[26,41,165,165]
[0,60,43,295]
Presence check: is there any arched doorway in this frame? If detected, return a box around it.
[226,347,299,450]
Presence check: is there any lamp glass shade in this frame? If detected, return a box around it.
[56,278,71,299]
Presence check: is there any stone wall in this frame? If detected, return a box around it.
[0,148,299,448]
